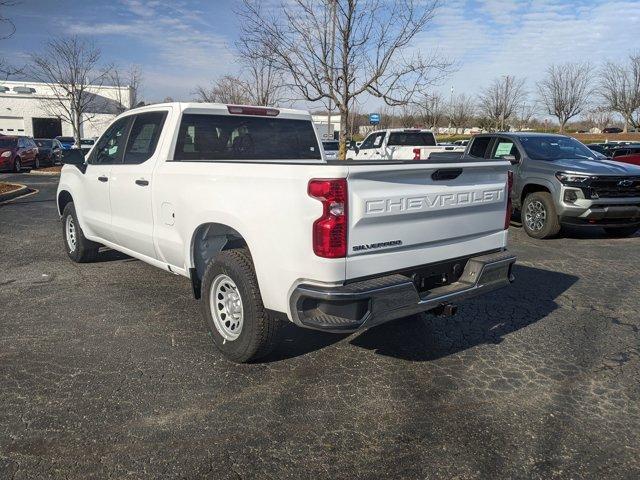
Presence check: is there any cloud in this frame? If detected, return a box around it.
[58,0,237,99]
[424,0,640,101]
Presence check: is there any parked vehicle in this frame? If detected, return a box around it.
[602,127,623,134]
[609,145,640,166]
[346,128,465,161]
[586,143,616,157]
[80,138,95,156]
[455,133,640,238]
[0,135,38,172]
[321,140,339,160]
[57,103,516,363]
[35,138,63,166]
[55,136,76,150]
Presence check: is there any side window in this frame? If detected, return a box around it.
[17,138,24,148]
[89,117,131,165]
[468,137,492,158]
[372,132,385,148]
[359,133,377,149]
[122,111,167,164]
[491,137,520,160]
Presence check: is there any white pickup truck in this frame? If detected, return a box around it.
[347,128,465,161]
[57,103,515,363]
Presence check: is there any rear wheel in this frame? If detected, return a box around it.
[201,248,281,363]
[604,226,639,238]
[61,202,100,262]
[521,191,561,239]
[13,158,21,173]
[34,157,40,169]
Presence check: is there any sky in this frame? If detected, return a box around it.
[1,0,639,111]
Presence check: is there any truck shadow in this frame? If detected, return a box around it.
[264,265,576,362]
[349,264,577,361]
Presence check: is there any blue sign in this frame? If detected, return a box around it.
[369,113,380,125]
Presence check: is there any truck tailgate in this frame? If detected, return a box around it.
[346,161,509,279]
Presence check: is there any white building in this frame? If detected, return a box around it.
[312,113,340,141]
[0,80,133,139]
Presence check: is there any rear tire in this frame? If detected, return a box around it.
[201,248,281,363]
[603,226,639,238]
[521,191,561,239]
[61,202,100,263]
[13,158,21,173]
[34,157,40,169]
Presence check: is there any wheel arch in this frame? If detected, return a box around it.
[520,182,552,205]
[57,190,74,217]
[189,222,251,298]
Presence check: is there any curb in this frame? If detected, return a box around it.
[0,183,32,203]
[28,170,61,176]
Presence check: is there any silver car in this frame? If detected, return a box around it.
[465,133,640,238]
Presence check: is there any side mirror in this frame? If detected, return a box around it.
[62,149,87,172]
[503,154,520,165]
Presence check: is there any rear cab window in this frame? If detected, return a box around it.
[387,131,436,146]
[173,113,321,161]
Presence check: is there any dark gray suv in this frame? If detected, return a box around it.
[463,133,640,239]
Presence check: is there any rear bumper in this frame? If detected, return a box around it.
[290,250,516,333]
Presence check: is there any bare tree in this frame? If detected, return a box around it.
[448,93,475,134]
[515,101,536,131]
[235,38,289,106]
[237,0,451,158]
[108,65,143,113]
[420,93,445,130]
[30,36,111,146]
[478,75,527,131]
[584,106,613,132]
[0,0,22,79]
[194,75,251,104]
[600,53,640,133]
[537,62,592,133]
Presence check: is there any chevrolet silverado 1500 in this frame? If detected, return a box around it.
[57,103,515,362]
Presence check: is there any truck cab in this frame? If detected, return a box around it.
[347,128,464,161]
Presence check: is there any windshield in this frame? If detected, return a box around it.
[322,141,339,151]
[36,139,52,147]
[520,136,596,161]
[57,137,75,143]
[0,138,17,148]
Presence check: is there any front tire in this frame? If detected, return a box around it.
[201,248,281,363]
[34,157,40,169]
[61,202,100,262]
[521,191,561,239]
[13,158,21,173]
[604,226,639,238]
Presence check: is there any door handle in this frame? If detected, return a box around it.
[98,176,108,182]
[135,179,149,186]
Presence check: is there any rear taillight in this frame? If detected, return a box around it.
[412,148,421,160]
[308,178,348,258]
[505,171,513,230]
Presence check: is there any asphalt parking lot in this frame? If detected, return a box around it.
[1,173,639,479]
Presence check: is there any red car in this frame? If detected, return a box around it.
[0,135,39,172]
[610,146,640,167]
